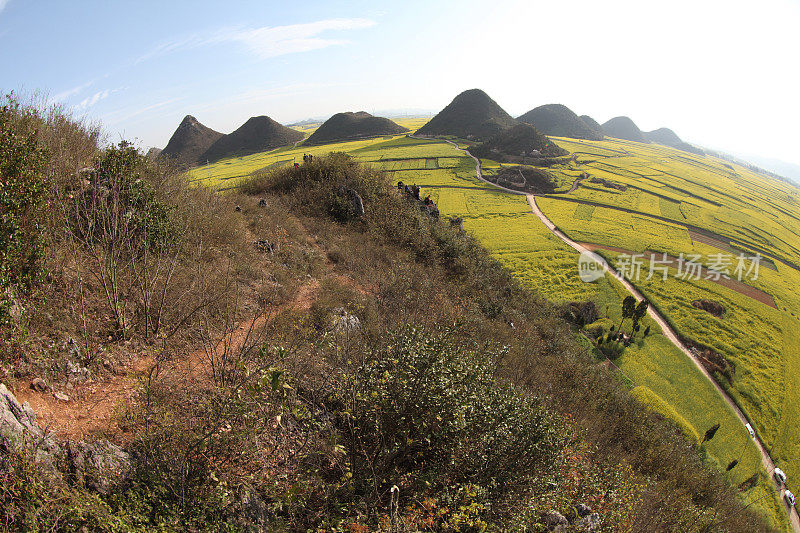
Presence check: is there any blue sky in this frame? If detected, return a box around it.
[1,0,799,167]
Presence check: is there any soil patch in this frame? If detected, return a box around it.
[578,243,777,309]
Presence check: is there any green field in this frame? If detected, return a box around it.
[536,138,800,509]
[186,124,793,529]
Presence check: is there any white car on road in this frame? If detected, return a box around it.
[785,490,795,508]
[775,468,787,485]
[745,423,756,439]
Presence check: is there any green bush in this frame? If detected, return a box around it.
[0,448,131,531]
[73,141,175,253]
[0,99,49,322]
[324,327,562,512]
[243,151,385,223]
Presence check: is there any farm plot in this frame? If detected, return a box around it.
[186,124,789,528]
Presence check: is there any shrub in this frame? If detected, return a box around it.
[0,448,129,531]
[561,300,599,327]
[322,327,562,516]
[72,141,175,253]
[242,152,385,223]
[0,98,49,322]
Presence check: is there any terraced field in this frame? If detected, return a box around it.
[537,139,800,510]
[186,124,793,530]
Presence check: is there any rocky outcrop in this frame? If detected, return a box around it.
[0,383,131,494]
[544,503,599,531]
[0,383,63,476]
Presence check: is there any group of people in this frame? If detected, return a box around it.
[294,153,315,169]
[397,180,420,200]
[397,180,435,206]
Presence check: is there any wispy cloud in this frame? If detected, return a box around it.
[0,0,10,14]
[219,18,376,59]
[52,79,95,102]
[136,18,376,63]
[75,87,122,110]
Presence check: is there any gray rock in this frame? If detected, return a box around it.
[545,510,568,531]
[54,391,70,402]
[236,485,270,527]
[576,513,600,531]
[351,191,365,217]
[30,378,49,392]
[67,360,91,382]
[1,383,43,444]
[565,502,593,522]
[1,383,63,476]
[575,503,592,517]
[253,240,277,254]
[65,338,82,362]
[66,439,131,495]
[1,383,130,493]
[331,308,361,333]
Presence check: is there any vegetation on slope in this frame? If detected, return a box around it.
[645,127,705,155]
[601,116,647,142]
[517,104,604,141]
[198,115,304,164]
[0,96,776,531]
[159,115,223,167]
[579,114,605,138]
[470,122,568,162]
[416,88,517,141]
[304,111,409,145]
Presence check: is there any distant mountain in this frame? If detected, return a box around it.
[288,117,329,127]
[579,115,604,138]
[736,155,800,183]
[601,116,647,143]
[146,147,162,160]
[471,123,568,161]
[160,115,223,167]
[199,116,304,164]
[644,127,705,155]
[516,104,603,141]
[416,89,517,141]
[304,111,408,145]
[644,127,682,146]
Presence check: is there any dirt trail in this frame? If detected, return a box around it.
[14,280,321,442]
[422,134,800,532]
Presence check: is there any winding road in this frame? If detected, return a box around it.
[410,134,800,532]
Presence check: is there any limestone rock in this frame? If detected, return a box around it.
[54,391,70,402]
[66,439,131,495]
[544,510,568,531]
[30,377,49,392]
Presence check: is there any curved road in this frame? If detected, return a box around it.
[411,134,800,532]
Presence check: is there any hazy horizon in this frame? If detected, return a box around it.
[2,0,798,168]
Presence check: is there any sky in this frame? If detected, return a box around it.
[1,0,799,167]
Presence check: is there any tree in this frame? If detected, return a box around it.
[618,295,636,332]
[702,423,720,444]
[631,300,649,335]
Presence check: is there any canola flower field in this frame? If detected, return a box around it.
[187,121,795,530]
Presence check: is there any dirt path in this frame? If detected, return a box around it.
[567,177,584,193]
[14,280,321,442]
[419,134,800,532]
